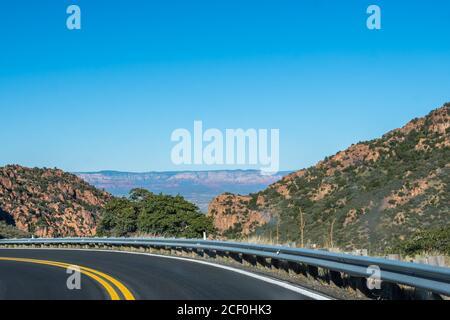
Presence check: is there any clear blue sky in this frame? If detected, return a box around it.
[1,0,449,172]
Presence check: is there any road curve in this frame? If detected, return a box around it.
[0,249,318,300]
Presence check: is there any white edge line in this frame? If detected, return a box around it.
[0,247,333,300]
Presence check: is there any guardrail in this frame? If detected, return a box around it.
[1,237,449,297]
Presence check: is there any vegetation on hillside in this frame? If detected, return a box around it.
[98,189,215,238]
[209,104,450,254]
[0,209,29,239]
[0,222,29,239]
[0,165,111,237]
[392,226,450,256]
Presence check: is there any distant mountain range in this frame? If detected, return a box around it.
[75,170,290,212]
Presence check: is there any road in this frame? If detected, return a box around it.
[0,249,319,300]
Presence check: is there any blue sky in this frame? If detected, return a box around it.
[1,0,449,172]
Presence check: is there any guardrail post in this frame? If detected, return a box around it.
[228,252,242,264]
[346,276,367,297]
[270,258,289,273]
[190,248,197,257]
[256,256,270,269]
[307,265,318,278]
[170,247,176,256]
[329,270,344,287]
[195,248,205,258]
[379,281,403,300]
[215,250,227,262]
[288,261,309,278]
[242,254,257,267]
[204,249,216,259]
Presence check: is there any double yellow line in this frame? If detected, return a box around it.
[0,257,135,300]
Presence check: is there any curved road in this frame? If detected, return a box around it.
[0,249,318,300]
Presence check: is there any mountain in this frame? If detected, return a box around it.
[208,103,450,252]
[75,170,289,212]
[0,165,111,237]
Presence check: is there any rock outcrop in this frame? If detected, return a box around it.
[0,165,111,237]
[208,193,270,237]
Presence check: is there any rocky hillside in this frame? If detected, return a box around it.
[208,103,450,252]
[0,165,111,237]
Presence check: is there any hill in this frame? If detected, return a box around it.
[208,103,450,253]
[0,165,111,237]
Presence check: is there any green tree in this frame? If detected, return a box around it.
[97,198,137,236]
[98,189,215,238]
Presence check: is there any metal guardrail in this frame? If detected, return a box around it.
[1,237,449,296]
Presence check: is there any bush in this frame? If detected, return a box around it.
[97,198,138,236]
[392,226,450,256]
[98,189,215,238]
[0,221,29,239]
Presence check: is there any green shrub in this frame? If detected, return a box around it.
[392,226,450,255]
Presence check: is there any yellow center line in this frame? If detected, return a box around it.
[0,257,135,300]
[72,264,135,300]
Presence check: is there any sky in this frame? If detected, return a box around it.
[1,0,449,172]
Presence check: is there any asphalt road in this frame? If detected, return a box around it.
[0,249,314,300]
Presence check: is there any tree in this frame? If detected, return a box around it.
[276,214,281,244]
[97,198,137,236]
[98,190,215,238]
[298,208,306,248]
[328,218,336,248]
